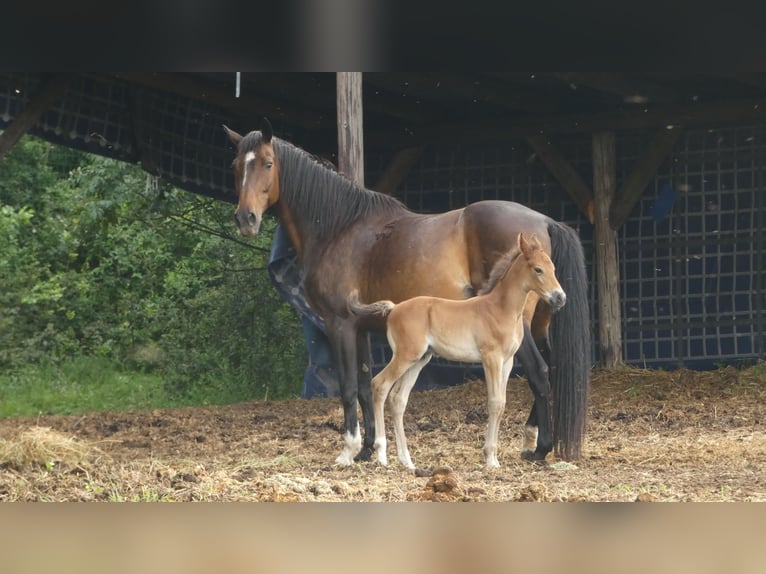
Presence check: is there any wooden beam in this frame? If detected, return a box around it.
[373,146,424,196]
[709,72,766,92]
[592,131,623,368]
[366,96,766,148]
[362,74,446,124]
[0,74,71,160]
[110,72,329,131]
[554,73,679,104]
[366,73,559,115]
[336,72,365,186]
[610,127,684,230]
[526,134,593,221]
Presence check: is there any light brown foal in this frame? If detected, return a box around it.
[348,233,566,469]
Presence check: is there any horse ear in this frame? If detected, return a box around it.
[518,232,530,255]
[223,125,243,146]
[262,117,273,142]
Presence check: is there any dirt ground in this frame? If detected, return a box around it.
[1,365,764,502]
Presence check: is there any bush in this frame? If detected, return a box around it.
[0,135,307,412]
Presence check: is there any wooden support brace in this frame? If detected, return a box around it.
[373,146,424,196]
[0,74,72,160]
[526,134,593,222]
[609,127,684,230]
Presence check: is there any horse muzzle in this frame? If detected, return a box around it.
[234,209,262,237]
[547,289,566,311]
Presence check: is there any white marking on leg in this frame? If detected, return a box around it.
[391,390,415,470]
[335,423,362,466]
[242,151,255,189]
[374,435,388,466]
[522,424,539,455]
[399,449,415,471]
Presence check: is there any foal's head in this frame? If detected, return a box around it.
[224,118,280,237]
[484,233,565,311]
[517,233,566,311]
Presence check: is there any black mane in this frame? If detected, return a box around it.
[240,131,408,242]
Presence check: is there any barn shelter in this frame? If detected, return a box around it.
[1,72,764,371]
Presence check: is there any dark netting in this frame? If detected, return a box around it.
[2,73,763,376]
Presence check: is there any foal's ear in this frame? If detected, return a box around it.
[527,234,542,250]
[262,117,273,142]
[223,125,243,146]
[518,232,530,255]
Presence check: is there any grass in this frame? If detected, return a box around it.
[0,354,303,420]
[0,356,186,419]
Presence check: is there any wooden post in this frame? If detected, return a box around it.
[336,72,365,186]
[592,131,623,367]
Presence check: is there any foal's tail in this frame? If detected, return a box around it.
[547,220,591,460]
[347,289,395,317]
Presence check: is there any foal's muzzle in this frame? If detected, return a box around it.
[234,209,261,237]
[548,290,567,311]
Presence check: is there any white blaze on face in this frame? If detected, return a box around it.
[242,151,256,190]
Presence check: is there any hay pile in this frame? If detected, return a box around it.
[0,426,96,471]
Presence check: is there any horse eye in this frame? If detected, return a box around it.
[265,161,273,169]
[534,267,543,275]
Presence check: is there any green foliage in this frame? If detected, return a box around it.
[0,135,307,416]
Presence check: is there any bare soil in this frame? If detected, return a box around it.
[1,366,764,501]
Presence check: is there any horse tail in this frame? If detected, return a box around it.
[547,220,591,460]
[347,289,395,317]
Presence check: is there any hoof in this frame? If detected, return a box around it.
[520,449,548,464]
[354,446,374,463]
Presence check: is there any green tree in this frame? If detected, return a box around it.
[0,134,306,407]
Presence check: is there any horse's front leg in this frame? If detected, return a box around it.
[515,323,553,461]
[354,331,375,462]
[482,353,506,468]
[328,323,362,466]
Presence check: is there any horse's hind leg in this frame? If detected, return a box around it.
[355,332,375,462]
[329,324,363,466]
[388,352,432,470]
[370,353,416,466]
[515,322,553,461]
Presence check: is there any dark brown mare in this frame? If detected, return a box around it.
[347,233,566,469]
[224,119,590,464]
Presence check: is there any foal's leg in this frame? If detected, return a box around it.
[482,352,506,468]
[370,354,415,466]
[515,323,553,461]
[490,356,515,467]
[388,352,432,470]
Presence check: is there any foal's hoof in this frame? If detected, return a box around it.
[354,446,374,463]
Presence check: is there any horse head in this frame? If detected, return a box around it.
[518,233,567,311]
[225,118,280,237]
